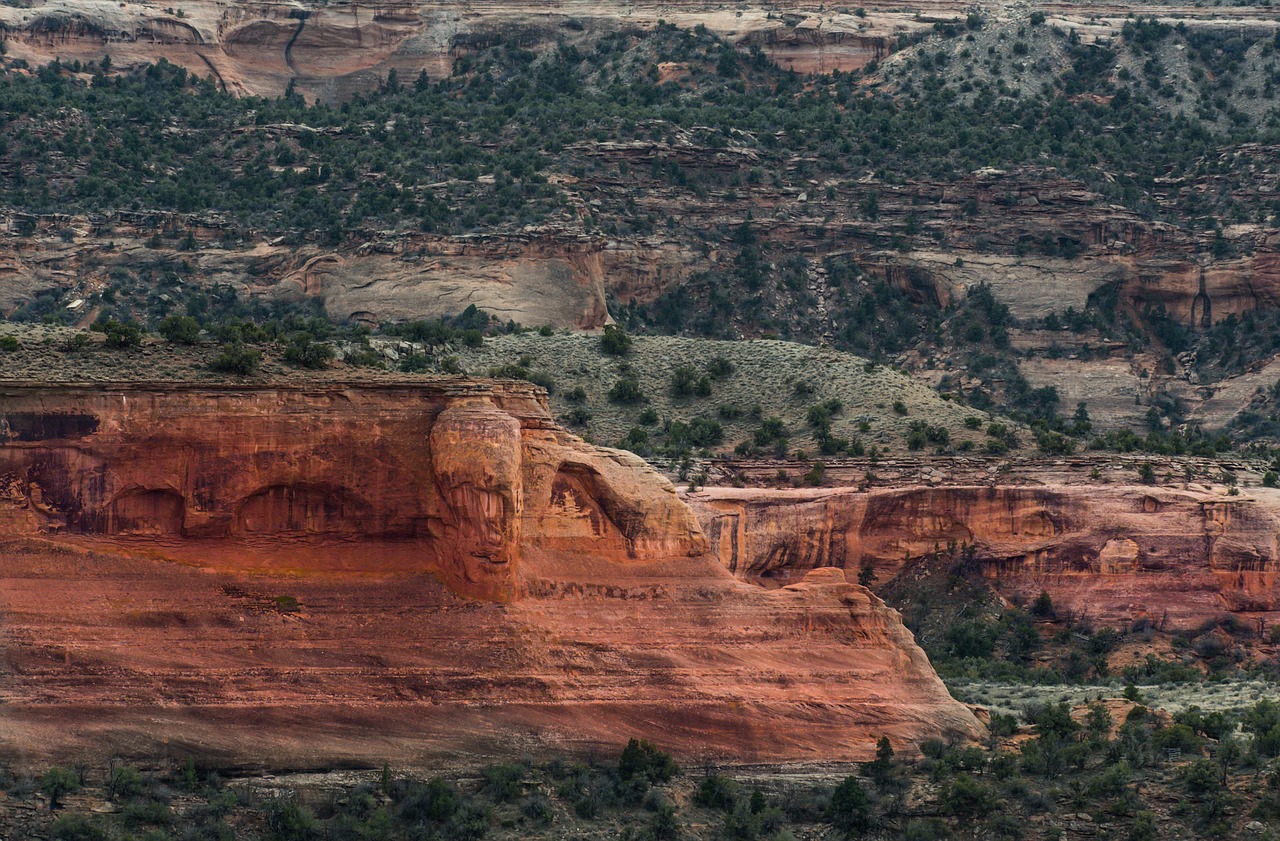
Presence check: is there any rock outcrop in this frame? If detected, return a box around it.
[689,481,1280,630]
[0,1,920,100]
[0,381,981,767]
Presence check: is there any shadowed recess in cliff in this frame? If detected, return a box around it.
[235,483,374,536]
[107,487,186,535]
[0,412,100,442]
[537,463,631,554]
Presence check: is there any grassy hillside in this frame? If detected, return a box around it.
[447,332,1017,460]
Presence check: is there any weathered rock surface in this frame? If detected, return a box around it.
[0,0,922,100]
[688,481,1280,630]
[0,382,981,767]
[5,155,1278,432]
[2,0,1272,101]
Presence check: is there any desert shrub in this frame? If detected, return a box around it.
[946,619,999,658]
[609,376,646,404]
[209,343,261,375]
[108,765,144,800]
[671,365,701,396]
[283,333,335,369]
[520,793,553,826]
[397,777,460,824]
[41,767,79,810]
[827,775,872,834]
[480,763,524,803]
[119,800,172,829]
[708,356,735,379]
[265,797,317,841]
[618,739,677,784]
[695,774,738,811]
[600,325,632,356]
[102,319,143,349]
[157,315,200,344]
[940,772,996,820]
[50,814,104,841]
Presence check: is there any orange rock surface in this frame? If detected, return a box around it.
[689,483,1280,629]
[0,382,981,768]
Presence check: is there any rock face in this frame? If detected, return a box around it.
[0,1,917,100]
[689,482,1280,630]
[0,381,981,767]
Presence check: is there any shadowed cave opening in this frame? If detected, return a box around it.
[107,488,186,536]
[234,483,374,536]
[538,465,630,553]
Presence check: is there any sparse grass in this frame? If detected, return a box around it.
[449,333,1019,456]
[950,677,1280,720]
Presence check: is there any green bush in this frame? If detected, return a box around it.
[708,356,735,379]
[0,335,19,352]
[109,765,144,800]
[102,320,143,349]
[618,738,677,784]
[41,767,80,810]
[694,774,738,811]
[397,777,460,824]
[265,798,316,841]
[50,814,104,841]
[209,343,261,375]
[600,325,632,356]
[480,763,524,803]
[609,376,646,404]
[941,772,997,819]
[283,333,335,369]
[157,315,200,344]
[827,775,871,834]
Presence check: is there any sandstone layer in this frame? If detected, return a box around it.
[0,382,981,768]
[0,0,927,100]
[2,0,1272,100]
[688,478,1280,630]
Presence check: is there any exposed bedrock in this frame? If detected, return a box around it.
[0,381,708,599]
[0,1,917,100]
[688,484,1280,629]
[0,382,979,766]
[0,225,695,330]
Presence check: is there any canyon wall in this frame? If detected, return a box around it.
[0,380,706,600]
[2,0,1271,100]
[688,483,1280,630]
[0,1,917,100]
[0,382,982,767]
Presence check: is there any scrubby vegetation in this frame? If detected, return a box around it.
[4,18,1280,444]
[14,712,1280,841]
[2,21,1274,235]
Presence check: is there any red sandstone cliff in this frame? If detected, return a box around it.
[0,382,981,768]
[688,482,1280,630]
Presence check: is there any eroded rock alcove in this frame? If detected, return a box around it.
[689,484,1280,629]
